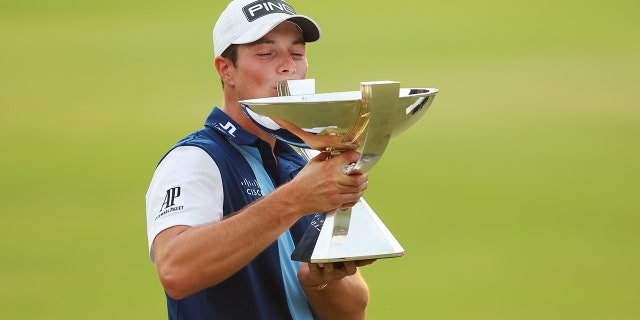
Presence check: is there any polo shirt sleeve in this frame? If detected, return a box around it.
[145,146,224,261]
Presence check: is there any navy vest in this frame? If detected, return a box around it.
[160,107,315,319]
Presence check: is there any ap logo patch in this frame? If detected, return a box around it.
[155,186,184,221]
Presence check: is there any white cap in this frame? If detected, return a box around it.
[213,0,321,57]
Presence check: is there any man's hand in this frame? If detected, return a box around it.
[297,260,376,289]
[297,260,375,320]
[287,150,368,215]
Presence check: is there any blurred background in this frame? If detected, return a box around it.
[1,0,638,319]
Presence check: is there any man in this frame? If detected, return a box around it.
[145,0,375,319]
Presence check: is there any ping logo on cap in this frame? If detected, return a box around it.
[242,0,296,22]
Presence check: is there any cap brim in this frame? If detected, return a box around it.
[287,16,321,42]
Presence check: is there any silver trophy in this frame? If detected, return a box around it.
[240,80,438,262]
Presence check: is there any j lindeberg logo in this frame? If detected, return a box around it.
[219,121,237,136]
[156,187,183,220]
[242,0,296,22]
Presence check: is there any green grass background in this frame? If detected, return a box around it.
[1,0,638,319]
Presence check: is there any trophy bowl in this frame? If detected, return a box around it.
[241,85,438,152]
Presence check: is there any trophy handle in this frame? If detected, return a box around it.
[349,81,401,173]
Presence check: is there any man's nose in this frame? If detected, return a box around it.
[278,54,296,74]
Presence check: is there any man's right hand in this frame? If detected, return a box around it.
[286,150,368,215]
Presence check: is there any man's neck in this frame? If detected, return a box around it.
[221,101,277,149]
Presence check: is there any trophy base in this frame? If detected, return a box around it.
[292,198,405,263]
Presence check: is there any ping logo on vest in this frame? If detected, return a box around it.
[242,0,296,22]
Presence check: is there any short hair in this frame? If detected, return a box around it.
[221,44,239,67]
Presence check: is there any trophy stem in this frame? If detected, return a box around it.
[330,208,351,245]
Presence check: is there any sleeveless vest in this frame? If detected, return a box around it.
[160,107,315,319]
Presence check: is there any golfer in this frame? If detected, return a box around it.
[145,0,376,318]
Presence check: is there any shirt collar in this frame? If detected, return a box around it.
[205,107,261,146]
[204,106,307,176]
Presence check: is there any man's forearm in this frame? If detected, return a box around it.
[305,272,370,320]
[154,187,305,299]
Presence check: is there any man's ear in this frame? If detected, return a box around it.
[215,56,235,87]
